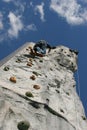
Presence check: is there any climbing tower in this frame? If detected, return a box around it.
[0,42,87,130]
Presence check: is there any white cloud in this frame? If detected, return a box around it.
[0,33,8,42]
[0,22,3,30]
[13,1,25,13]
[25,24,37,31]
[3,0,25,13]
[3,0,12,2]
[35,2,45,22]
[30,2,33,7]
[50,0,87,25]
[8,12,23,38]
[0,13,3,30]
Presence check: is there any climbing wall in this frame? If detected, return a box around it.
[0,42,87,130]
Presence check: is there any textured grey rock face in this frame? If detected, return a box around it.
[0,86,75,130]
[0,42,87,130]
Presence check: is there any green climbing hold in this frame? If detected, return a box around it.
[39,59,43,62]
[66,92,70,96]
[82,116,86,120]
[32,71,41,76]
[3,66,9,71]
[17,121,30,130]
[25,91,34,98]
[16,58,21,63]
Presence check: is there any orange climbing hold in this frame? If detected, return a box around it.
[27,62,32,67]
[10,76,16,83]
[28,46,32,50]
[33,85,40,90]
[26,48,29,51]
[29,58,33,62]
[30,75,36,80]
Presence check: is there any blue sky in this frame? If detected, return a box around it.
[0,0,87,116]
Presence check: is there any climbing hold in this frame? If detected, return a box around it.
[30,75,36,80]
[27,62,32,67]
[55,79,60,88]
[25,91,34,98]
[17,120,30,130]
[45,75,47,78]
[46,98,49,104]
[28,46,32,49]
[50,68,53,71]
[32,71,41,76]
[29,58,33,62]
[32,71,38,76]
[3,66,9,71]
[10,76,16,83]
[60,109,64,113]
[56,89,60,93]
[73,85,75,88]
[39,59,43,62]
[69,49,79,55]
[46,98,49,102]
[67,54,71,57]
[16,58,21,63]
[26,48,29,51]
[33,85,40,90]
[66,92,70,96]
[81,116,86,120]
[61,49,63,52]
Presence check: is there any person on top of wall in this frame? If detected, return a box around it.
[29,40,56,57]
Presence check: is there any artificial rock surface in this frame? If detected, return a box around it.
[0,42,87,130]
